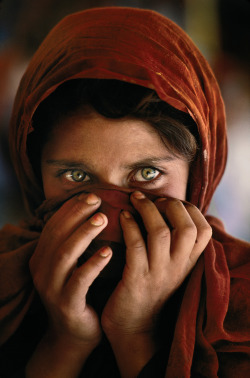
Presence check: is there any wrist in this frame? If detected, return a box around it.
[26,330,99,378]
[47,326,101,352]
[107,331,158,378]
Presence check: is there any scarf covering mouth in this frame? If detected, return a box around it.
[38,187,160,243]
[93,188,135,243]
[1,6,249,377]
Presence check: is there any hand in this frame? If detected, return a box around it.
[101,191,212,377]
[27,193,112,377]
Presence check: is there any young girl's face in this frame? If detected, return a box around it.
[41,109,189,199]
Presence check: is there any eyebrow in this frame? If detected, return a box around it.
[46,159,90,170]
[45,155,176,171]
[123,155,176,170]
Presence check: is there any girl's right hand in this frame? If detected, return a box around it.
[29,192,112,349]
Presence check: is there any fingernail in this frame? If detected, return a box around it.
[99,246,112,258]
[85,193,100,205]
[90,213,105,226]
[156,198,167,202]
[132,191,146,199]
[122,210,132,219]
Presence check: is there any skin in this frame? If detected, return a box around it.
[26,108,212,378]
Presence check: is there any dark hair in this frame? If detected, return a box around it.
[28,79,199,180]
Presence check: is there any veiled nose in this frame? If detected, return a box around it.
[94,188,136,243]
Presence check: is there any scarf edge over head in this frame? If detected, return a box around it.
[9,6,227,215]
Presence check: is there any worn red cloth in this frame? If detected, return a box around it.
[93,189,137,243]
[1,7,249,377]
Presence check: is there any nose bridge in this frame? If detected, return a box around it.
[94,187,136,244]
[93,164,133,193]
[92,182,134,194]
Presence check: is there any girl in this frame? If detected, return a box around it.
[0,7,249,377]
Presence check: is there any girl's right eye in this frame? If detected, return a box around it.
[64,169,90,183]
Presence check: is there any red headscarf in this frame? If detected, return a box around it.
[1,7,249,376]
[9,7,226,215]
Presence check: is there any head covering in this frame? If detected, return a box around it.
[9,6,227,215]
[1,7,249,377]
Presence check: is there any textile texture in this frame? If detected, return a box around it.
[0,7,249,377]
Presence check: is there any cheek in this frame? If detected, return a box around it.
[42,179,66,199]
[41,146,63,199]
[157,167,189,200]
[40,166,61,199]
[159,186,187,201]
[41,173,54,199]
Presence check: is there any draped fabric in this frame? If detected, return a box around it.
[9,7,226,215]
[1,7,249,377]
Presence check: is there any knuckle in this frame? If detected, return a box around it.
[71,272,88,288]
[90,258,106,270]
[181,223,197,239]
[183,201,196,209]
[59,304,75,323]
[88,253,108,270]
[57,300,69,318]
[76,225,91,239]
[50,228,63,241]
[86,254,106,270]
[31,273,53,302]
[44,221,63,240]
[125,219,137,230]
[71,200,87,217]
[199,223,213,239]
[130,238,145,251]
[57,247,72,265]
[165,198,186,213]
[153,226,170,242]
[167,198,182,207]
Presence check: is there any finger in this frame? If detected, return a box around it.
[49,212,109,290]
[183,203,212,264]
[120,211,148,273]
[155,198,197,263]
[130,191,171,269]
[30,193,101,277]
[43,193,102,248]
[65,246,112,301]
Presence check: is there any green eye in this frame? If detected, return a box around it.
[134,167,160,182]
[65,169,89,182]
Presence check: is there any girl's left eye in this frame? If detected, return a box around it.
[64,169,90,182]
[133,167,161,182]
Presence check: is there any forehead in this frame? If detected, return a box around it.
[40,110,185,180]
[51,108,157,137]
[45,109,171,159]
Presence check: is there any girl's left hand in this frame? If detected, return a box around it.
[101,191,212,375]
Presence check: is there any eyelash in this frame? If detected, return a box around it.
[55,169,90,183]
[129,167,163,186]
[56,167,164,186]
